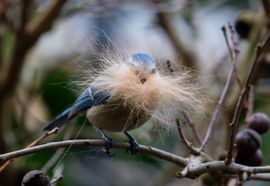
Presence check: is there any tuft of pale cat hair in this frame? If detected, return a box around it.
[82,53,206,129]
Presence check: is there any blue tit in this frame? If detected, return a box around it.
[42,52,204,155]
[43,53,158,154]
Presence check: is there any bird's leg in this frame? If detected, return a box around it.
[98,128,114,157]
[124,132,139,154]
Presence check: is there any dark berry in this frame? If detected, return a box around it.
[247,113,270,134]
[235,10,254,39]
[201,173,216,186]
[236,149,263,166]
[218,152,227,161]
[235,129,261,154]
[21,170,51,186]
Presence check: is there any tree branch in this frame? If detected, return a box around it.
[199,24,239,151]
[183,161,270,179]
[0,139,189,167]
[0,0,67,158]
[0,0,67,104]
[181,111,202,145]
[225,32,270,164]
[25,0,67,43]
[227,23,242,88]
[2,138,270,180]
[176,119,200,155]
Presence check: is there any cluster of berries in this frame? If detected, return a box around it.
[235,113,270,166]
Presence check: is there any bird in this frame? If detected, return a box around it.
[42,53,204,155]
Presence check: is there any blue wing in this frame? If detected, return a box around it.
[42,87,110,131]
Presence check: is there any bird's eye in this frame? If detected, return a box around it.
[140,77,146,84]
[151,68,157,74]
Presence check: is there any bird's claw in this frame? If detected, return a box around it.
[103,136,115,157]
[98,128,115,157]
[125,132,139,154]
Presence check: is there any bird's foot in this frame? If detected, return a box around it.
[125,132,139,154]
[98,128,115,157]
[103,136,114,157]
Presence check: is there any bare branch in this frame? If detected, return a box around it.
[26,0,67,42]
[0,0,67,157]
[0,0,67,104]
[222,25,233,61]
[176,119,200,155]
[225,32,270,164]
[2,138,270,180]
[199,24,239,151]
[189,121,202,146]
[181,111,202,145]
[0,139,189,167]
[228,23,242,88]
[184,161,270,178]
[245,85,254,121]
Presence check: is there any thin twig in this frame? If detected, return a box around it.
[199,24,239,151]
[225,33,270,164]
[181,111,202,145]
[0,128,58,173]
[228,23,242,88]
[245,85,254,121]
[189,122,202,145]
[222,25,233,61]
[176,119,200,155]
[0,139,189,167]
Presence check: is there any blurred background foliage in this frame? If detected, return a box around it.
[0,0,270,185]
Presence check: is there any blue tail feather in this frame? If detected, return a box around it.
[42,87,110,131]
[42,107,73,131]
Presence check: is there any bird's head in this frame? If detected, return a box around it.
[129,53,157,84]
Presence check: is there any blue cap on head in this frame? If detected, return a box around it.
[130,53,157,74]
[132,53,155,65]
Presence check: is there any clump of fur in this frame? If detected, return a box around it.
[86,54,206,129]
